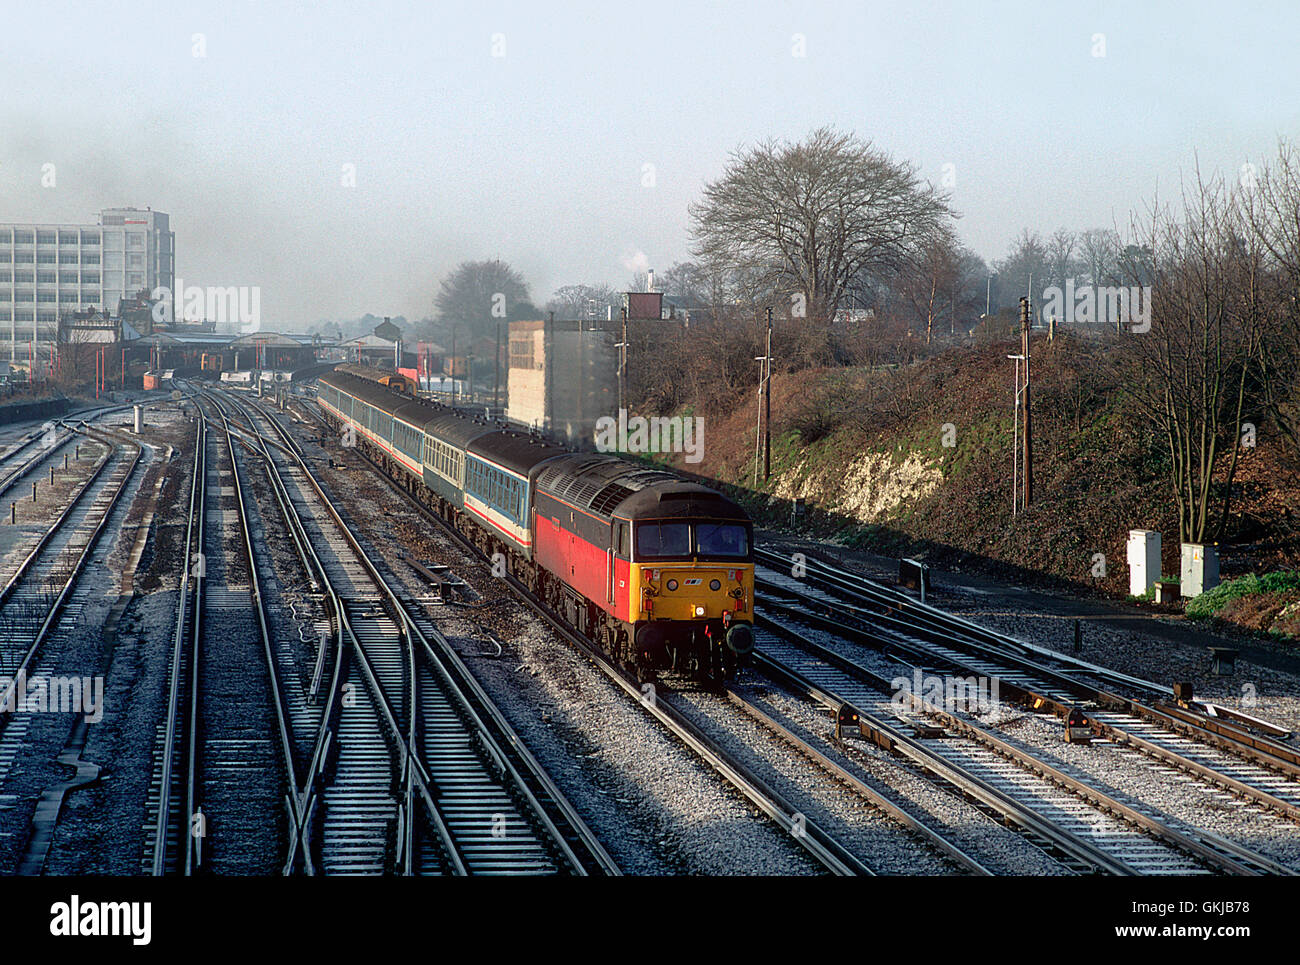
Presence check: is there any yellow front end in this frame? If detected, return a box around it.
[632,563,754,623]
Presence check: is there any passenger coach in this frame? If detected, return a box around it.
[315,368,754,682]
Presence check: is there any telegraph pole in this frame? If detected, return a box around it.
[1019,296,1033,508]
[764,306,772,479]
[753,307,774,486]
[617,306,628,417]
[494,320,501,415]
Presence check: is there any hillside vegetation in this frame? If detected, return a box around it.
[649,331,1298,626]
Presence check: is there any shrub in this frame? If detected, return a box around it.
[1187,571,1300,618]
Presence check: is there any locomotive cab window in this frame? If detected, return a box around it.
[635,521,691,558]
[695,522,751,560]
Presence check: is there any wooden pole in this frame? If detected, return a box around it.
[1020,297,1033,508]
[764,307,772,480]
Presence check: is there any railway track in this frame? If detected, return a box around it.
[752,619,1291,875]
[0,426,140,753]
[210,387,617,876]
[753,549,1300,825]
[288,393,1000,876]
[145,401,298,875]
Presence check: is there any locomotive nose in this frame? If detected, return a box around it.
[725,622,755,655]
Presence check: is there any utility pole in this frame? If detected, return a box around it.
[764,307,772,480]
[617,306,628,418]
[494,320,501,416]
[754,307,774,484]
[1019,296,1033,509]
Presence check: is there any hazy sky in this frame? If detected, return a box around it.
[2,0,1296,329]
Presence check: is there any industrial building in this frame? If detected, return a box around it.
[0,207,174,362]
[507,318,615,448]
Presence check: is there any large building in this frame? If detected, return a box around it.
[507,318,615,448]
[0,206,174,358]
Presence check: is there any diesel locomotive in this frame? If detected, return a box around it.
[314,368,755,681]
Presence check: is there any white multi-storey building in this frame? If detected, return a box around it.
[0,206,174,360]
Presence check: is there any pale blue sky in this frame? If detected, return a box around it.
[1,0,1295,327]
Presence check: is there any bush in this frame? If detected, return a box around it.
[1187,571,1300,618]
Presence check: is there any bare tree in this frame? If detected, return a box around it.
[891,227,960,343]
[992,229,1048,315]
[1079,227,1122,289]
[1044,227,1079,305]
[547,284,619,320]
[434,260,531,340]
[1242,140,1300,456]
[1126,169,1264,545]
[689,127,953,324]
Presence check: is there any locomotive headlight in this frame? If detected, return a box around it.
[666,579,678,591]
[709,579,721,591]
[694,605,705,617]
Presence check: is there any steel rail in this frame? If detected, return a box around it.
[239,391,619,875]
[755,612,1292,876]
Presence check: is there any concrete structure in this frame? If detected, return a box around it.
[507,318,615,448]
[1126,529,1162,597]
[0,207,174,361]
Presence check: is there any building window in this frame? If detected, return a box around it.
[80,231,100,244]
[36,231,55,244]
[14,309,33,321]
[0,230,9,243]
[37,253,56,264]
[59,291,79,302]
[14,291,33,302]
[59,252,78,264]
[82,253,99,265]
[81,293,98,305]
[37,271,56,284]
[14,252,32,264]
[59,271,78,284]
[13,231,33,244]
[0,271,9,282]
[0,252,9,263]
[37,292,56,303]
[127,272,143,287]
[128,253,143,267]
[13,271,32,282]
[81,271,100,283]
[58,232,78,244]
[0,291,10,301]
[127,233,144,248]
[37,311,56,322]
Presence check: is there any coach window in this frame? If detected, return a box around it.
[614,522,630,558]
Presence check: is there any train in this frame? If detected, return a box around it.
[333,363,417,395]
[314,367,755,682]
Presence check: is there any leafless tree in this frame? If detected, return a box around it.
[1241,140,1300,456]
[1125,168,1264,544]
[689,127,953,324]
[546,284,619,320]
